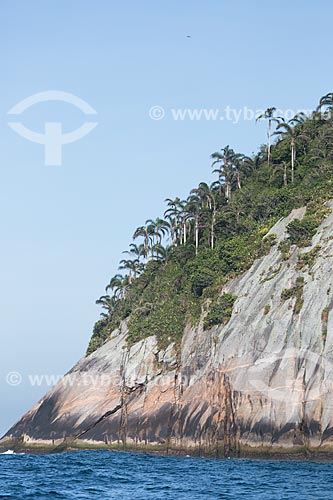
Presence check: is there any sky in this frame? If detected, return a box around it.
[0,0,332,437]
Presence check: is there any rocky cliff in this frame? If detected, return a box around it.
[4,203,333,456]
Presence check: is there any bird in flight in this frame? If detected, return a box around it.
[186,35,191,38]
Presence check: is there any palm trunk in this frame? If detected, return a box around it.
[267,119,271,167]
[218,178,223,198]
[291,141,295,184]
[211,209,216,249]
[145,235,149,260]
[195,215,199,255]
[225,183,231,202]
[170,225,175,245]
[237,171,241,190]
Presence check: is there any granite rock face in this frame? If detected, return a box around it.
[4,203,333,454]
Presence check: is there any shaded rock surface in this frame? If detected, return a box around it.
[4,204,333,454]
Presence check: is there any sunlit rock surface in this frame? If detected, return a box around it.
[4,203,333,454]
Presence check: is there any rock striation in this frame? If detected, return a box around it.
[4,203,333,456]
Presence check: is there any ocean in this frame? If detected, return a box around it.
[0,450,332,499]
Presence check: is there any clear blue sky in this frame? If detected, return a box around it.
[1,0,332,436]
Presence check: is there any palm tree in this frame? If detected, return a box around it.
[316,92,333,117]
[185,195,202,254]
[190,182,218,248]
[117,275,131,299]
[180,206,191,245]
[105,274,123,295]
[274,113,307,184]
[95,294,116,318]
[222,200,244,225]
[133,224,154,259]
[211,145,237,201]
[256,107,281,167]
[282,161,288,187]
[309,127,333,174]
[164,198,184,245]
[123,243,145,260]
[151,243,170,262]
[246,152,262,171]
[289,112,307,126]
[190,182,212,208]
[146,218,170,245]
[272,161,288,187]
[207,184,218,248]
[275,121,296,183]
[118,259,142,283]
[233,154,252,190]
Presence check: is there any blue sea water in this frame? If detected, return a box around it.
[0,450,333,499]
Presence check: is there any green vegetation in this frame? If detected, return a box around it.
[322,307,329,342]
[281,277,305,314]
[281,277,305,300]
[297,246,321,271]
[278,240,291,260]
[286,201,331,247]
[87,318,112,353]
[287,218,317,247]
[87,93,333,355]
[260,263,282,283]
[204,293,237,330]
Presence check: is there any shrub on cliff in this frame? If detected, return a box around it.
[204,293,237,329]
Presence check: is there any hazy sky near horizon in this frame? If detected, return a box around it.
[1,0,333,436]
